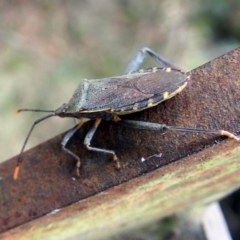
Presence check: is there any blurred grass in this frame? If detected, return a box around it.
[0,0,240,163]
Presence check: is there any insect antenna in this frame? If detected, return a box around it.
[14,109,56,180]
[15,108,56,114]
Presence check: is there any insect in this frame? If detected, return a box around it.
[14,47,239,179]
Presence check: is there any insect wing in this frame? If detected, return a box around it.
[81,69,188,113]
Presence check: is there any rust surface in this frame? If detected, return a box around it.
[0,47,240,233]
[1,139,240,240]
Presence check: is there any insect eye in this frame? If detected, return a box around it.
[61,104,69,113]
[64,107,69,113]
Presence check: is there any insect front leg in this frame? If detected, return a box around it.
[125,47,179,74]
[84,118,121,169]
[61,118,91,177]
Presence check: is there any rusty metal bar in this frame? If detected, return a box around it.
[0,47,240,235]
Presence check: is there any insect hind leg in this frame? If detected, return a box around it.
[84,118,121,169]
[125,47,179,74]
[118,119,239,141]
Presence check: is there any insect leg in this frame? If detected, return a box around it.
[118,119,240,141]
[84,118,121,169]
[61,118,91,177]
[125,47,179,74]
